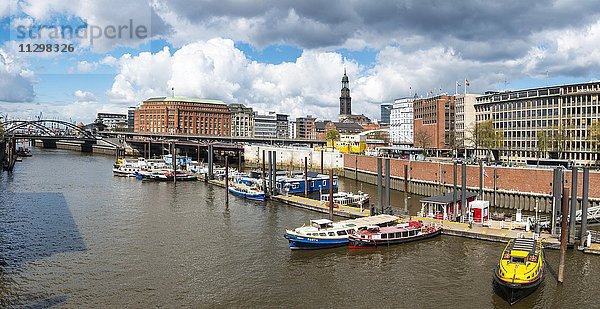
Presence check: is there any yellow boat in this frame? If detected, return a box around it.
[493,238,544,305]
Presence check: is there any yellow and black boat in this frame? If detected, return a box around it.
[493,238,544,305]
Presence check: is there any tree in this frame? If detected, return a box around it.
[588,120,600,152]
[414,129,432,154]
[325,129,340,147]
[467,120,504,150]
[537,130,550,158]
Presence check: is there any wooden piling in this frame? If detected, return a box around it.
[329,169,334,221]
[569,166,578,245]
[172,143,177,184]
[579,167,590,250]
[558,186,569,283]
[225,155,229,204]
[385,158,390,210]
[304,157,308,196]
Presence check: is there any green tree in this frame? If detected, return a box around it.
[325,128,340,146]
[468,120,504,150]
[537,130,550,158]
[588,120,600,152]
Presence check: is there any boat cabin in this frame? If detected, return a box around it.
[419,190,477,221]
[310,219,334,229]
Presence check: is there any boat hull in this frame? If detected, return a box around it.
[493,268,543,305]
[348,229,442,249]
[228,187,265,201]
[284,233,348,250]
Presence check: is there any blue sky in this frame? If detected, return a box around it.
[2,0,600,122]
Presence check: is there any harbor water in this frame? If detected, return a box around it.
[1,149,599,308]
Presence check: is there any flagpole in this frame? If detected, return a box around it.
[455,81,458,95]
[464,78,467,95]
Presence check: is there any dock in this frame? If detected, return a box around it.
[208,176,576,249]
[413,216,561,249]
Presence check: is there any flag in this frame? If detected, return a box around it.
[456,81,461,87]
[465,79,470,86]
[483,168,489,178]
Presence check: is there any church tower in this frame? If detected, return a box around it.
[339,68,352,115]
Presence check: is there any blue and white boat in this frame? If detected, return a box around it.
[284,214,399,250]
[228,183,265,201]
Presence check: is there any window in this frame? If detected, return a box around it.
[337,230,347,236]
[328,232,335,236]
[319,233,326,236]
[381,233,387,239]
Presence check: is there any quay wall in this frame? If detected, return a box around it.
[244,145,343,171]
[343,154,600,213]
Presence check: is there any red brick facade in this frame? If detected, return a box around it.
[344,154,600,199]
[413,95,455,149]
[134,97,231,136]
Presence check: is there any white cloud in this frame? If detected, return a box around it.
[0,49,36,102]
[74,90,97,103]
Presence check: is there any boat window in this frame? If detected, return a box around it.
[328,232,335,236]
[319,233,326,236]
[337,230,347,236]
[395,232,402,238]
[322,180,327,186]
[402,231,408,238]
[409,230,416,236]
[292,183,300,189]
[347,230,354,234]
[511,257,526,264]
[381,233,387,239]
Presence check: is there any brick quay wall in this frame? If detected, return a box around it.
[343,154,600,213]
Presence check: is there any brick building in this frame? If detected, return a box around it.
[296,115,317,139]
[134,97,231,136]
[413,95,455,150]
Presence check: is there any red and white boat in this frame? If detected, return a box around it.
[348,221,441,249]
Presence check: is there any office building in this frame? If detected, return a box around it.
[296,115,317,139]
[229,104,254,137]
[413,95,455,149]
[127,107,136,130]
[455,94,478,149]
[390,97,414,145]
[474,82,600,164]
[380,103,393,125]
[134,97,231,136]
[96,112,127,131]
[276,113,289,139]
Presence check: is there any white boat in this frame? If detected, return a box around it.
[283,214,399,250]
[320,191,370,208]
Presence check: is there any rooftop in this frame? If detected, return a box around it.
[144,96,227,105]
[420,190,478,205]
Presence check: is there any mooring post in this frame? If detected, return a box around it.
[355,155,358,180]
[272,150,277,196]
[558,186,569,283]
[377,157,383,214]
[453,162,458,221]
[148,140,151,159]
[268,151,273,196]
[320,149,324,174]
[569,166,578,245]
[404,164,409,211]
[262,150,268,197]
[493,167,497,212]
[329,168,334,221]
[208,144,214,181]
[579,167,590,250]
[238,150,242,172]
[552,168,563,235]
[479,161,483,198]
[225,155,229,204]
[172,143,177,184]
[304,157,308,196]
[385,158,391,211]
[197,144,200,163]
[461,163,467,223]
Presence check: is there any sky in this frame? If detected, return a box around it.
[2,0,600,123]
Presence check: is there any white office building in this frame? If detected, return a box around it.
[390,97,414,145]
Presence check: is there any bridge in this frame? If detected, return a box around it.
[1,119,327,170]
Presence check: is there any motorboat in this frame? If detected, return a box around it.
[228,183,265,201]
[283,215,399,250]
[348,220,441,248]
[493,238,544,305]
